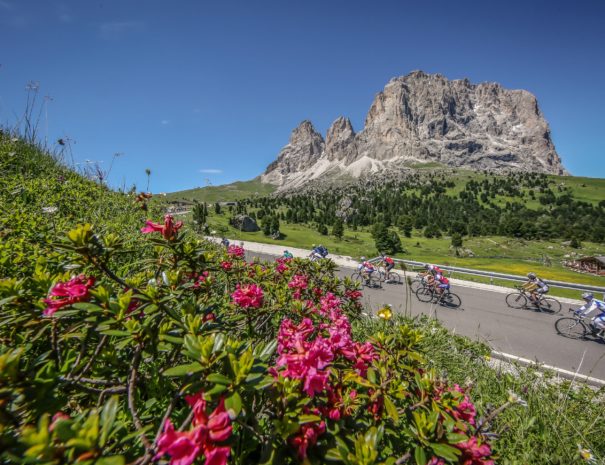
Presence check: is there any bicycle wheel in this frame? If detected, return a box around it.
[416,285,435,303]
[440,292,462,309]
[350,272,364,285]
[367,273,382,289]
[409,279,422,293]
[386,271,401,284]
[555,318,587,340]
[539,297,562,314]
[505,292,527,309]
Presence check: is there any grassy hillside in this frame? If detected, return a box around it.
[0,130,160,277]
[163,177,276,203]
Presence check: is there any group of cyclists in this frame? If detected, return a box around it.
[220,236,605,340]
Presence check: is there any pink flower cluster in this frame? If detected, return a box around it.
[274,257,291,272]
[192,271,210,289]
[141,214,183,240]
[220,261,232,271]
[429,385,492,465]
[274,291,378,458]
[155,392,232,465]
[227,245,245,258]
[289,414,326,459]
[231,284,264,308]
[43,275,95,316]
[288,274,308,299]
[456,437,494,465]
[345,289,363,301]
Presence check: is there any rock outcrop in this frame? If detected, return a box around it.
[261,71,567,190]
[230,215,260,232]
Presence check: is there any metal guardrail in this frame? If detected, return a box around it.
[368,257,605,294]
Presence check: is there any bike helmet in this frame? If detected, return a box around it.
[361,256,366,261]
[582,292,594,301]
[527,272,536,279]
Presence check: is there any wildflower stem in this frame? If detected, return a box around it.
[477,401,512,433]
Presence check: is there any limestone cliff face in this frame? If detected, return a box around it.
[262,120,325,186]
[261,71,566,190]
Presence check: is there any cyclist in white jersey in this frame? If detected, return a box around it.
[576,292,605,338]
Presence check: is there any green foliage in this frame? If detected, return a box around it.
[191,202,207,231]
[372,223,402,255]
[332,218,345,239]
[451,233,463,248]
[213,171,605,243]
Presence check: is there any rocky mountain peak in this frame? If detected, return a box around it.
[326,117,357,162]
[261,71,567,191]
[289,120,324,145]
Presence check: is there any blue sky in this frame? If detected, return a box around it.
[1,0,604,192]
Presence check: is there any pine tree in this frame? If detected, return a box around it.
[451,233,463,248]
[192,202,206,231]
[332,218,344,239]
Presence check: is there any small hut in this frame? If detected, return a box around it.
[565,256,605,276]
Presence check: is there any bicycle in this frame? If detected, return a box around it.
[505,286,561,314]
[350,270,382,289]
[415,284,462,309]
[409,272,431,293]
[377,265,402,284]
[555,309,605,342]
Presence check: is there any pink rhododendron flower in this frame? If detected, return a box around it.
[220,261,232,271]
[288,274,308,290]
[275,262,288,274]
[192,271,210,289]
[319,292,341,315]
[49,412,70,432]
[455,436,494,465]
[428,458,446,465]
[155,393,232,465]
[289,419,326,459]
[227,245,245,258]
[345,289,363,300]
[43,275,95,316]
[231,284,264,308]
[455,398,478,426]
[288,274,309,299]
[141,214,183,240]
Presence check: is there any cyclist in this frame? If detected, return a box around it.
[522,272,549,307]
[381,253,395,279]
[220,237,230,248]
[435,273,450,296]
[575,293,605,338]
[424,263,443,277]
[283,250,293,259]
[310,244,326,261]
[317,244,328,258]
[357,257,376,284]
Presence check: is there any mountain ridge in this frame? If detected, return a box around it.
[261,71,567,191]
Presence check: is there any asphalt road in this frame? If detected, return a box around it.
[248,252,605,380]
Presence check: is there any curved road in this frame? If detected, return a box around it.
[249,252,605,381]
